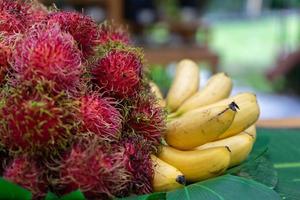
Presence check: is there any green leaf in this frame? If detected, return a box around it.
[119,192,165,200]
[166,174,281,200]
[58,190,85,200]
[45,192,59,200]
[0,178,31,200]
[256,128,300,200]
[233,156,278,189]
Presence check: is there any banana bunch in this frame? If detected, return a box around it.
[150,59,260,192]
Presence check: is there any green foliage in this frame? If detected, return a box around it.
[0,178,31,200]
[148,65,172,96]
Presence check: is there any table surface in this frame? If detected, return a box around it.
[257,118,300,128]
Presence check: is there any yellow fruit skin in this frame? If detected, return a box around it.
[175,72,232,116]
[165,104,237,150]
[166,59,199,112]
[158,146,231,182]
[242,124,256,141]
[217,93,260,139]
[196,127,256,167]
[149,81,166,108]
[151,155,185,192]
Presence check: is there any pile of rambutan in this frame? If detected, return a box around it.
[0,1,166,199]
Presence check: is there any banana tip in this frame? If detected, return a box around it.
[229,101,239,111]
[176,175,186,185]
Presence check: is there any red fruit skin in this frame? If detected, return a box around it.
[0,0,48,34]
[56,143,130,199]
[127,94,165,149]
[122,138,154,195]
[80,95,122,141]
[0,39,10,84]
[11,23,82,93]
[3,156,47,199]
[97,23,130,45]
[0,10,25,34]
[0,83,78,155]
[47,11,99,59]
[92,50,142,98]
[0,150,9,176]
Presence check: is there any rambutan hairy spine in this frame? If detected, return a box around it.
[97,22,131,45]
[48,135,130,199]
[126,87,166,151]
[11,23,82,94]
[3,155,48,200]
[80,94,122,142]
[121,137,154,195]
[47,11,99,59]
[92,48,143,99]
[0,81,79,156]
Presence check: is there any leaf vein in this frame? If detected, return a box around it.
[184,187,191,200]
[195,184,225,200]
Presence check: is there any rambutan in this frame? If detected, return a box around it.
[0,40,10,84]
[92,49,143,98]
[52,138,130,199]
[0,149,9,176]
[11,23,82,94]
[122,137,154,195]
[126,91,166,150]
[3,156,48,199]
[0,82,79,155]
[0,10,25,34]
[80,94,122,141]
[97,23,131,45]
[47,11,99,59]
[0,0,48,34]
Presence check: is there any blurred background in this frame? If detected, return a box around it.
[40,0,300,121]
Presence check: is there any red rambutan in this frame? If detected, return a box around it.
[0,0,48,34]
[11,23,82,93]
[0,40,10,84]
[47,11,99,59]
[80,94,122,141]
[127,92,166,149]
[0,82,78,155]
[92,49,143,98]
[97,23,131,45]
[0,33,18,85]
[53,139,130,199]
[122,137,154,195]
[0,149,9,176]
[3,156,48,199]
[0,10,25,34]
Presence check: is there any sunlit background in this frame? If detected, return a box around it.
[41,0,300,120]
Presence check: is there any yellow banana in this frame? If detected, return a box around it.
[158,146,231,182]
[178,93,260,139]
[217,93,260,139]
[149,81,166,108]
[241,124,256,141]
[165,102,238,150]
[196,126,256,167]
[166,59,199,112]
[151,155,186,192]
[174,72,232,117]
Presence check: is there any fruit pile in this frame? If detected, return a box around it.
[151,59,260,192]
[0,0,165,199]
[0,1,260,199]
